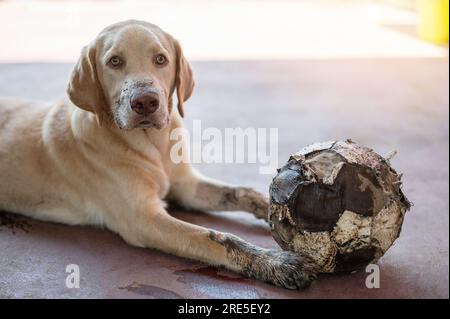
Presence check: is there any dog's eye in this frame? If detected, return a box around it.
[108,56,124,68]
[154,54,167,66]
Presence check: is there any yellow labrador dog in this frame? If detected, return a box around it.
[0,20,316,289]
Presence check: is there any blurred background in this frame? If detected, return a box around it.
[0,0,448,62]
[0,0,448,299]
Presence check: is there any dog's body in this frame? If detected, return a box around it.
[0,20,316,289]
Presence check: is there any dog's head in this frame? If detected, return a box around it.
[67,20,194,130]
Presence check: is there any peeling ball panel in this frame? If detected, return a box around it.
[270,160,305,206]
[293,163,385,232]
[334,246,378,273]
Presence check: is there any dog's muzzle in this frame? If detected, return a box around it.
[114,79,169,130]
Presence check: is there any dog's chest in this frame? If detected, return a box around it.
[122,136,172,199]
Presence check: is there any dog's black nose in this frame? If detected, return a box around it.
[130,92,159,115]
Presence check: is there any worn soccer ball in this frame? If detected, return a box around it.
[269,140,411,273]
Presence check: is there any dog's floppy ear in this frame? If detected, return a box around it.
[174,40,195,118]
[67,44,107,126]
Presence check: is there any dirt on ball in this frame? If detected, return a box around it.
[269,140,411,273]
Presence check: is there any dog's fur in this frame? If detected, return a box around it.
[0,20,316,289]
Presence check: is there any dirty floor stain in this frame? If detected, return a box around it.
[174,266,263,298]
[119,282,183,299]
[175,266,248,284]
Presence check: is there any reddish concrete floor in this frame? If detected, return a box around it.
[0,59,448,298]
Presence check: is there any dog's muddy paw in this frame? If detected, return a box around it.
[236,187,270,221]
[252,250,318,290]
[211,232,317,290]
[270,250,318,289]
[0,211,31,234]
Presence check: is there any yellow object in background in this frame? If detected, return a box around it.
[417,0,449,44]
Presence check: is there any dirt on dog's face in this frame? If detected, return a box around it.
[67,20,194,130]
[100,24,174,130]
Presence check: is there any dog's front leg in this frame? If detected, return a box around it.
[169,168,270,220]
[114,202,316,289]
